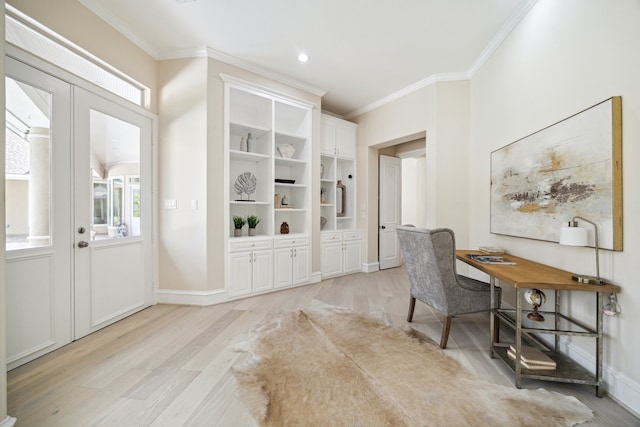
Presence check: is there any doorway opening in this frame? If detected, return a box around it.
[377,132,426,269]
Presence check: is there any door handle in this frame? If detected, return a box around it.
[77,241,90,248]
[381,225,386,229]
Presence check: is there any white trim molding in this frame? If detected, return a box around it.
[0,416,17,427]
[344,0,539,119]
[362,262,380,273]
[156,288,228,306]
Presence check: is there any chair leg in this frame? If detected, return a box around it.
[407,297,416,322]
[440,316,452,349]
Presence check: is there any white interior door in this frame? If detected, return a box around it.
[73,88,154,339]
[379,154,401,269]
[4,58,73,369]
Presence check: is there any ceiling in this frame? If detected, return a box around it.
[79,0,536,117]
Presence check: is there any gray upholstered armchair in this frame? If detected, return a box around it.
[396,225,501,349]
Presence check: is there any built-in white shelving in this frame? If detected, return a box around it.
[223,75,313,297]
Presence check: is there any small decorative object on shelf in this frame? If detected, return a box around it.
[320,163,325,179]
[281,195,289,206]
[275,193,282,208]
[246,215,260,236]
[234,171,257,201]
[280,222,289,234]
[233,216,246,237]
[320,216,327,230]
[336,180,346,217]
[239,136,247,152]
[246,132,254,152]
[524,289,546,321]
[320,187,326,204]
[277,144,295,159]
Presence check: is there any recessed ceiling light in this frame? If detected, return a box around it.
[298,53,309,63]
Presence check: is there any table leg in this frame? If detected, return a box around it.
[490,276,496,358]
[596,292,604,397]
[515,287,522,389]
[554,290,560,353]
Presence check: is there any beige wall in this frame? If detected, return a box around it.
[157,56,321,292]
[354,81,471,267]
[469,0,640,412]
[7,0,158,113]
[157,57,208,291]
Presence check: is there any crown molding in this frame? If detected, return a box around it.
[345,0,539,119]
[467,0,539,77]
[206,48,326,97]
[78,0,163,59]
[345,71,470,120]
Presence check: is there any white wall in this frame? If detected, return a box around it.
[401,157,426,228]
[469,0,640,413]
[4,180,28,235]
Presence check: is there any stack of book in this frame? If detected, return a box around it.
[478,246,505,254]
[507,345,557,370]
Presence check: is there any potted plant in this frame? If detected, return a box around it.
[246,215,260,236]
[233,215,246,237]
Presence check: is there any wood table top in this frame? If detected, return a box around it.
[456,250,621,293]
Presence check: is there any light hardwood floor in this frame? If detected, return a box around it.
[8,267,639,426]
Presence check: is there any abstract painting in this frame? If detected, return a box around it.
[491,97,622,251]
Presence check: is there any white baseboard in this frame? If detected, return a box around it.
[362,262,379,273]
[156,288,228,306]
[310,271,322,283]
[561,340,640,417]
[499,302,639,417]
[0,416,17,427]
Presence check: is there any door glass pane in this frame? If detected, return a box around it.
[5,77,52,250]
[89,110,141,240]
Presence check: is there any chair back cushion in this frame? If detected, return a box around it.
[396,226,457,313]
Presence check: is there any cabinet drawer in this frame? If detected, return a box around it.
[342,230,363,241]
[274,235,309,248]
[321,232,342,243]
[229,238,272,252]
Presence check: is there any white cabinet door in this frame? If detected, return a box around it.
[343,240,362,273]
[321,241,343,277]
[321,119,336,156]
[253,250,274,292]
[336,124,356,159]
[229,252,253,297]
[292,246,310,285]
[274,248,293,288]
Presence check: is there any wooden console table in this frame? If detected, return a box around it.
[456,250,621,397]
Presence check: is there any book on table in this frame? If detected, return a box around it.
[466,254,516,265]
[507,345,557,370]
[478,246,505,254]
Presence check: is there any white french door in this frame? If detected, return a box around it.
[5,57,154,367]
[379,154,401,270]
[73,88,154,339]
[5,58,73,369]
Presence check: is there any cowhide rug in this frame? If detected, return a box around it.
[232,301,593,426]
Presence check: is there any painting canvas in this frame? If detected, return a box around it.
[490,97,622,251]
